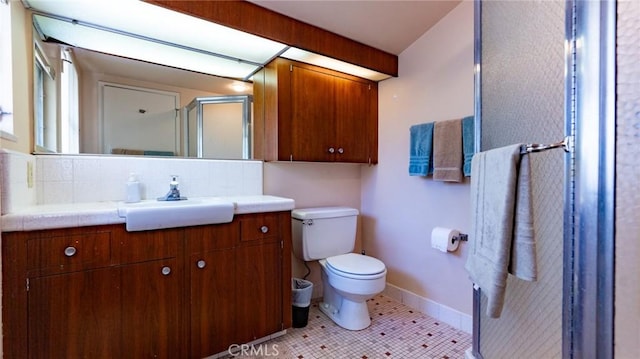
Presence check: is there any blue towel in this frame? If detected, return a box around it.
[144,150,175,156]
[409,122,434,176]
[462,116,475,177]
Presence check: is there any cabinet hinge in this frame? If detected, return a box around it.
[368,84,371,90]
[281,240,283,249]
[289,154,293,162]
[26,278,29,292]
[289,64,293,72]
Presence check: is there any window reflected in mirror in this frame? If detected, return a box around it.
[33,39,57,152]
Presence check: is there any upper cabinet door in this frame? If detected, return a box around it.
[290,65,336,161]
[255,58,378,164]
[335,77,373,163]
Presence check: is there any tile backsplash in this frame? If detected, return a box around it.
[1,150,263,214]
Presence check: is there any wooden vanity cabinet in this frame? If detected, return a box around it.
[2,211,292,359]
[255,58,378,164]
[187,211,292,358]
[3,225,184,359]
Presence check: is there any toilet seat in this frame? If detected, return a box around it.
[325,253,386,280]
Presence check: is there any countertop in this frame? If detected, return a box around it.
[1,195,295,232]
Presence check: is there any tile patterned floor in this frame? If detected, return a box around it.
[228,294,471,359]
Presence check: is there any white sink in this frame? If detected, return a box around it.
[117,197,235,231]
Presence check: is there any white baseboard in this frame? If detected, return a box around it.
[464,347,476,359]
[382,283,472,334]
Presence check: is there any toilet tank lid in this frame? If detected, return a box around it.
[292,206,359,220]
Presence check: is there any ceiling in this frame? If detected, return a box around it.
[248,0,461,55]
[69,1,461,94]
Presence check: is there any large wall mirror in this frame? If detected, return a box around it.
[28,1,271,160]
[34,41,258,160]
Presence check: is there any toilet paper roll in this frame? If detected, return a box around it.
[431,227,460,252]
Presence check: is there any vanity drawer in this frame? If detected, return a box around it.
[187,221,239,254]
[27,232,112,277]
[113,226,180,264]
[239,213,281,242]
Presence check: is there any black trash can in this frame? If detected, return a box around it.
[291,278,313,328]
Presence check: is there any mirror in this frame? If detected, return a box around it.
[34,41,259,159]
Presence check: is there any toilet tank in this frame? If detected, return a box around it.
[291,207,359,261]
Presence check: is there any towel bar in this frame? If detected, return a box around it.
[520,136,571,154]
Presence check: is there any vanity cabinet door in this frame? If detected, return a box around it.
[121,258,183,358]
[235,240,282,343]
[28,267,123,359]
[187,224,238,358]
[189,249,236,358]
[27,256,183,359]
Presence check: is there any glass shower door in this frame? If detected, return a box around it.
[474,1,566,358]
[183,95,252,159]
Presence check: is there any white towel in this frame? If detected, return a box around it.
[464,144,537,318]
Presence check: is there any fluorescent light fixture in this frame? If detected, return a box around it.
[34,15,261,79]
[281,48,391,82]
[26,0,390,82]
[26,0,288,65]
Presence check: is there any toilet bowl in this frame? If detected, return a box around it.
[291,207,387,330]
[318,253,387,330]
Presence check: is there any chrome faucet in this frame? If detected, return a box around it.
[158,175,185,201]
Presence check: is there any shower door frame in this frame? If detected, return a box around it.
[183,95,253,159]
[471,0,616,358]
[565,1,615,358]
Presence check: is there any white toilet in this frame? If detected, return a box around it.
[291,206,387,330]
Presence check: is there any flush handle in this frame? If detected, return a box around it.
[64,246,77,257]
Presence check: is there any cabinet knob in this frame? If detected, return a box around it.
[64,246,77,257]
[196,260,206,269]
[328,147,335,154]
[260,225,269,234]
[338,147,344,154]
[161,266,171,276]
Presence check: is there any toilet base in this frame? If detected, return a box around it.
[318,298,371,331]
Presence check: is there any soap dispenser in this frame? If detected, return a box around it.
[125,172,141,203]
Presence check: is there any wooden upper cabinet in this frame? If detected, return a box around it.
[255,58,378,164]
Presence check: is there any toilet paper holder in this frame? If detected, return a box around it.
[452,233,468,243]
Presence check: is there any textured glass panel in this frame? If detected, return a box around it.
[479,1,565,358]
[615,1,640,357]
